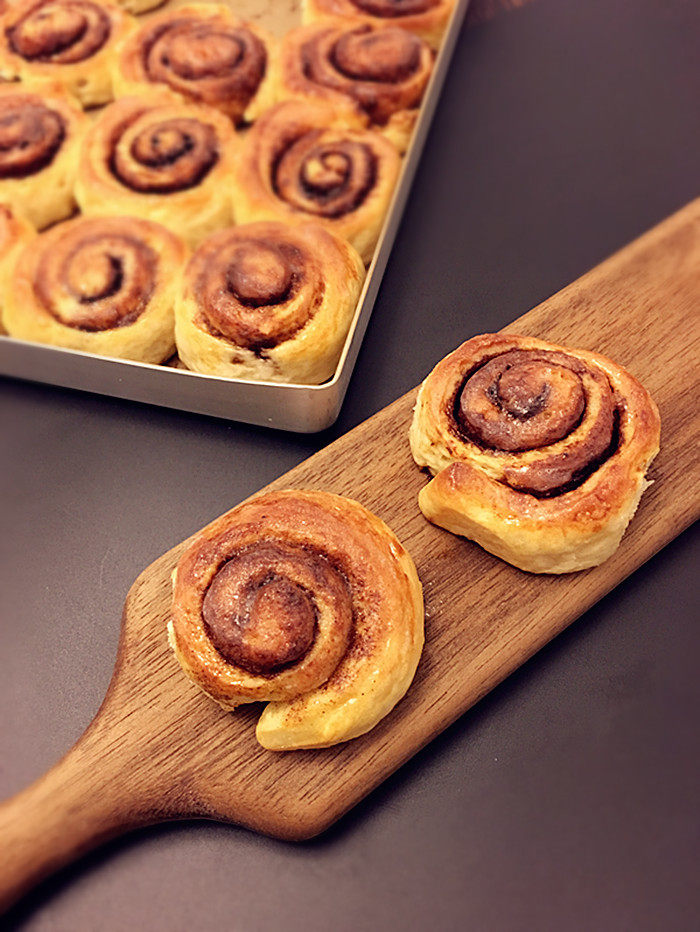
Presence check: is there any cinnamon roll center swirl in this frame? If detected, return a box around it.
[202,541,352,676]
[8,1,110,64]
[225,243,294,307]
[330,27,421,83]
[113,116,219,193]
[141,19,267,115]
[35,229,158,331]
[455,350,618,495]
[351,0,440,17]
[274,131,376,218]
[0,98,65,178]
[195,235,314,352]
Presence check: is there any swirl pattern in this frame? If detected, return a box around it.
[233,100,401,263]
[115,5,273,124]
[302,0,455,49]
[0,85,86,228]
[410,333,661,573]
[0,0,131,105]
[33,219,158,331]
[175,221,364,383]
[112,115,218,194]
[169,489,424,750]
[3,215,187,362]
[279,23,433,136]
[6,0,110,64]
[76,97,237,247]
[0,95,65,179]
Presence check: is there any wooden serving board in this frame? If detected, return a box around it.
[1,200,698,909]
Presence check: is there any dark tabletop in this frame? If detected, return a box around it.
[1,0,699,929]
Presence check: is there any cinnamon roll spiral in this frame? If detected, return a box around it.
[233,100,401,264]
[302,0,455,49]
[175,221,364,383]
[168,489,424,750]
[410,333,661,573]
[0,0,134,106]
[3,215,187,362]
[75,96,238,247]
[0,83,87,229]
[277,23,434,152]
[113,4,276,125]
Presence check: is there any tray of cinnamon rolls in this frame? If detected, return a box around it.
[0,0,470,430]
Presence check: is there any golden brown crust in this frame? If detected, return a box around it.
[0,0,134,107]
[410,333,661,573]
[169,489,424,750]
[114,0,165,13]
[175,220,365,384]
[3,214,187,362]
[302,0,455,49]
[113,4,276,125]
[0,202,35,333]
[75,95,238,248]
[275,22,433,152]
[232,99,401,264]
[0,82,88,229]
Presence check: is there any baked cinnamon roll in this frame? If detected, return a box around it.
[3,214,187,362]
[232,100,401,264]
[410,333,661,574]
[169,489,424,750]
[175,221,364,384]
[302,0,456,49]
[276,23,434,152]
[0,0,134,106]
[0,203,35,333]
[75,95,238,247]
[0,83,88,229]
[113,4,276,125]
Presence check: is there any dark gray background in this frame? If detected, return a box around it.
[1,0,698,928]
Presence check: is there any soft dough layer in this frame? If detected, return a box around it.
[0,83,88,229]
[0,203,35,333]
[231,99,401,264]
[168,489,424,750]
[0,0,134,107]
[301,0,456,50]
[175,221,365,384]
[409,333,661,574]
[3,215,187,363]
[76,95,238,248]
[113,4,277,124]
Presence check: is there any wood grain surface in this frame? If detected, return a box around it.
[0,199,698,912]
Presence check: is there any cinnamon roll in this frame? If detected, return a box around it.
[176,221,364,384]
[410,333,661,574]
[168,489,424,750]
[3,214,187,362]
[0,203,35,333]
[113,4,276,125]
[232,100,401,264]
[75,95,238,248]
[0,0,134,107]
[276,23,433,152]
[0,83,87,229]
[302,0,456,50]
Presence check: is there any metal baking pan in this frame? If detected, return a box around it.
[0,0,471,432]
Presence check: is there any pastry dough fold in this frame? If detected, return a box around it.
[409,333,661,573]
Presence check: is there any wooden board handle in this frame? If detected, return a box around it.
[0,721,159,912]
